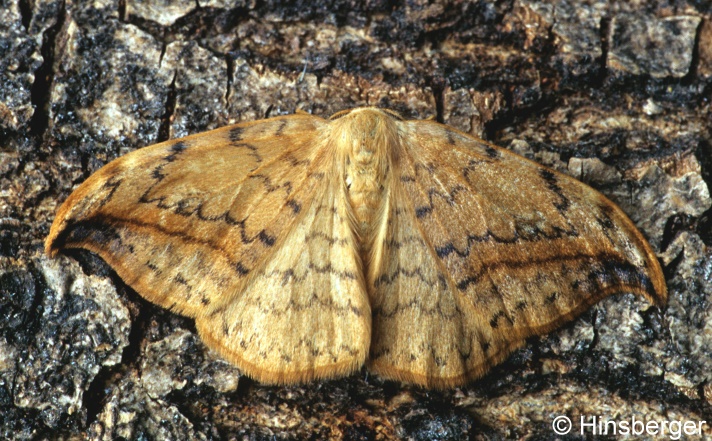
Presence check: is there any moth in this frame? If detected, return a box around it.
[46,107,667,388]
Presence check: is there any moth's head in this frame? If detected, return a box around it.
[328,107,404,122]
[327,108,404,157]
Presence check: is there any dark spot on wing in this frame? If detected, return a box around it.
[229,127,244,142]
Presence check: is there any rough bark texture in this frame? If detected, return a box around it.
[1,0,711,439]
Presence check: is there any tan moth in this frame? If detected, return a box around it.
[46,107,667,388]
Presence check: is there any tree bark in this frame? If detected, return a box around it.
[1,0,710,439]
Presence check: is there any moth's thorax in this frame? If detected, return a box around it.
[330,109,397,241]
